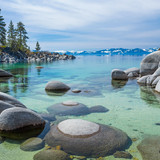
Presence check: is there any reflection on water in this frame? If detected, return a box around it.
[140,86,160,108]
[111,79,128,89]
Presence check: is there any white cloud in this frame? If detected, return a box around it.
[1,0,160,50]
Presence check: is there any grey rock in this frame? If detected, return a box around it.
[140,51,160,76]
[113,151,132,159]
[89,105,109,113]
[124,67,139,75]
[47,102,90,116]
[0,107,45,139]
[112,69,128,80]
[128,72,139,78]
[45,119,130,158]
[0,92,26,108]
[137,75,149,85]
[34,150,71,160]
[20,137,45,151]
[0,101,16,113]
[152,76,160,87]
[72,89,81,93]
[155,80,160,92]
[0,69,13,77]
[137,136,160,160]
[45,81,70,92]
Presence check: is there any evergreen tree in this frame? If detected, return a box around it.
[7,20,17,51]
[0,9,6,45]
[35,41,41,52]
[16,22,29,52]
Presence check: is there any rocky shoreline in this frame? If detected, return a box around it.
[0,49,76,63]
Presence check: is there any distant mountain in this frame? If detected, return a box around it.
[55,48,158,56]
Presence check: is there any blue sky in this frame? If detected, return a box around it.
[1,0,160,51]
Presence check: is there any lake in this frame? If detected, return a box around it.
[0,55,160,160]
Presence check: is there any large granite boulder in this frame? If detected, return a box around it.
[20,137,45,151]
[138,68,160,86]
[0,92,27,113]
[0,69,13,77]
[124,67,139,75]
[111,69,128,80]
[0,107,45,139]
[47,101,90,116]
[0,92,26,108]
[34,150,71,160]
[137,136,160,160]
[45,119,130,158]
[45,81,70,92]
[155,80,160,92]
[140,51,160,76]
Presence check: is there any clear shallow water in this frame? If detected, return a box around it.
[0,55,160,160]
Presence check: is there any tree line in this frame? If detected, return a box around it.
[0,9,41,53]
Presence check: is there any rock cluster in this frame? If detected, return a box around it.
[0,92,26,113]
[111,68,139,80]
[0,51,75,63]
[45,119,130,158]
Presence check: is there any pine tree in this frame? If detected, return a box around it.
[7,20,17,51]
[16,22,29,52]
[35,41,41,52]
[0,9,6,45]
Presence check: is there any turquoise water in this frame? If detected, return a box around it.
[0,55,160,160]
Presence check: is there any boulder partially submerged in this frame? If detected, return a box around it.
[45,119,130,158]
[140,51,160,76]
[0,107,45,139]
[45,81,70,92]
[0,69,13,77]
[111,69,128,80]
[0,92,26,113]
[47,101,90,116]
[137,136,160,160]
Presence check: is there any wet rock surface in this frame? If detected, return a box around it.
[45,119,130,158]
[20,137,45,151]
[34,150,71,160]
[137,136,160,160]
[0,107,45,139]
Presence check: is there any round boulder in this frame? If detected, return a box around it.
[0,92,26,109]
[137,136,160,160]
[0,69,13,77]
[34,150,71,160]
[140,51,160,76]
[111,69,128,80]
[124,67,139,75]
[0,107,45,139]
[45,119,130,158]
[20,137,45,151]
[45,81,70,92]
[47,101,90,116]
[89,105,109,113]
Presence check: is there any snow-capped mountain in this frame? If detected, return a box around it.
[55,48,158,56]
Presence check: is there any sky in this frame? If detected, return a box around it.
[0,0,160,51]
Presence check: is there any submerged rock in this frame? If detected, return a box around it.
[72,89,81,93]
[47,101,90,116]
[34,150,71,160]
[0,107,45,139]
[45,81,70,92]
[137,136,160,160]
[20,137,45,151]
[113,151,132,159]
[112,69,128,80]
[0,69,13,77]
[140,51,160,76]
[45,119,130,158]
[89,105,109,113]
